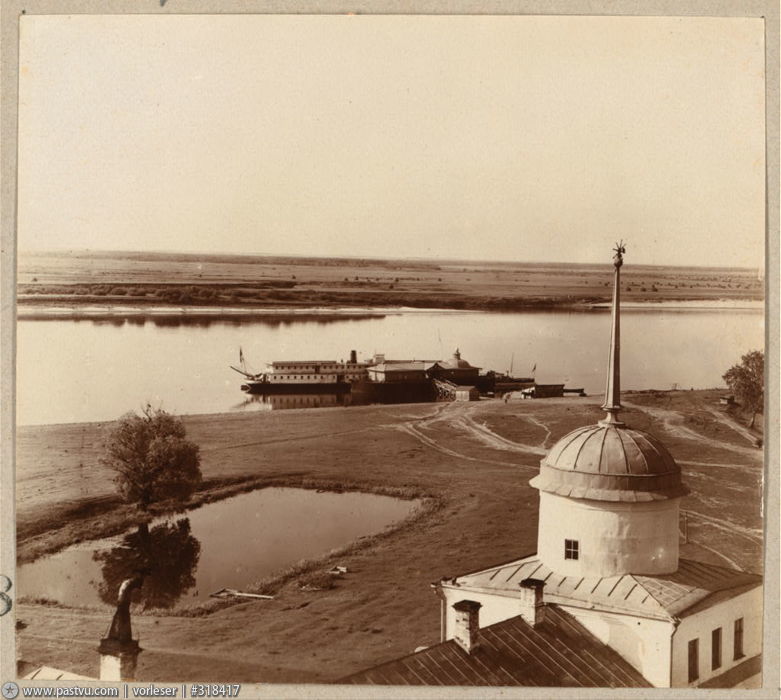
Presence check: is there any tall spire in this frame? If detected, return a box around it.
[601,242,625,426]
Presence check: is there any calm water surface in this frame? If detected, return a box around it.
[17,307,763,425]
[17,487,420,609]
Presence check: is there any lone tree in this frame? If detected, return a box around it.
[723,350,764,429]
[101,404,202,510]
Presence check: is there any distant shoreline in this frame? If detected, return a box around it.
[588,299,764,311]
[15,303,391,322]
[16,297,764,321]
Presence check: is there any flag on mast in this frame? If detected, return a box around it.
[531,362,537,375]
[239,347,244,365]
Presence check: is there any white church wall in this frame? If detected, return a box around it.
[563,606,674,687]
[537,492,680,577]
[671,586,763,687]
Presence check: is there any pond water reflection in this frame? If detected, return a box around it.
[18,487,420,609]
[93,519,201,610]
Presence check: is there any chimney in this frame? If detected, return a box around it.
[518,578,546,626]
[99,574,144,681]
[452,599,481,653]
[98,638,141,681]
[350,349,357,363]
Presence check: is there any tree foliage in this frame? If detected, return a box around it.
[101,405,202,510]
[723,350,764,428]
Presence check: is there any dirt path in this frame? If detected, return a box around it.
[523,415,553,449]
[703,405,760,446]
[622,400,761,459]
[680,459,763,472]
[393,401,546,466]
[450,413,547,456]
[202,425,375,453]
[395,422,517,468]
[685,541,743,570]
[681,509,763,544]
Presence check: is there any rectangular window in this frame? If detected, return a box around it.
[711,627,722,670]
[688,639,699,683]
[564,539,579,560]
[734,618,744,660]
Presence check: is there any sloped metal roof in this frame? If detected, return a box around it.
[445,554,761,622]
[369,362,431,372]
[340,605,650,687]
[22,666,95,681]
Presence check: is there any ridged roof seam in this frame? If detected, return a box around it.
[571,427,602,472]
[633,430,676,474]
[597,427,610,474]
[549,426,594,467]
[623,430,651,475]
[616,429,632,475]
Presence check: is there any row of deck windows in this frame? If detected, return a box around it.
[275,364,339,371]
[688,618,744,683]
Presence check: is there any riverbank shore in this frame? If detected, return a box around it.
[16,391,763,682]
[16,303,391,322]
[17,298,765,322]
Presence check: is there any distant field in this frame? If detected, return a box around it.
[17,250,764,313]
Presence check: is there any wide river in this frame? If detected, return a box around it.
[17,304,763,426]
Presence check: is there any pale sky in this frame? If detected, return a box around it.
[17,14,765,267]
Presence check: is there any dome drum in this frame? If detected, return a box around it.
[536,491,681,577]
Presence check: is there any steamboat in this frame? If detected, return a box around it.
[232,350,369,394]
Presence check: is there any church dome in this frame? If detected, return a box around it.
[445,349,474,369]
[530,422,688,502]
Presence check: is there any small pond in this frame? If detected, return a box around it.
[17,487,420,610]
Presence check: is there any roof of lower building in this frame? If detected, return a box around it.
[443,554,761,622]
[369,361,435,372]
[21,666,95,681]
[339,604,651,687]
[269,360,338,366]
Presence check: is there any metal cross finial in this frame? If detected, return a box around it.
[612,241,626,269]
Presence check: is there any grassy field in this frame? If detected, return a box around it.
[17,250,763,315]
[15,391,763,683]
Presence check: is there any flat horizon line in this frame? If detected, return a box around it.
[18,247,763,272]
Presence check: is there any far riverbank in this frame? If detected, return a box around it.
[18,249,764,319]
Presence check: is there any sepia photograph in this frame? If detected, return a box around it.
[3,4,776,696]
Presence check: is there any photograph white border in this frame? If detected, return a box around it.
[1,2,777,697]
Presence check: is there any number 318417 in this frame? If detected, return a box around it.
[190,685,240,697]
